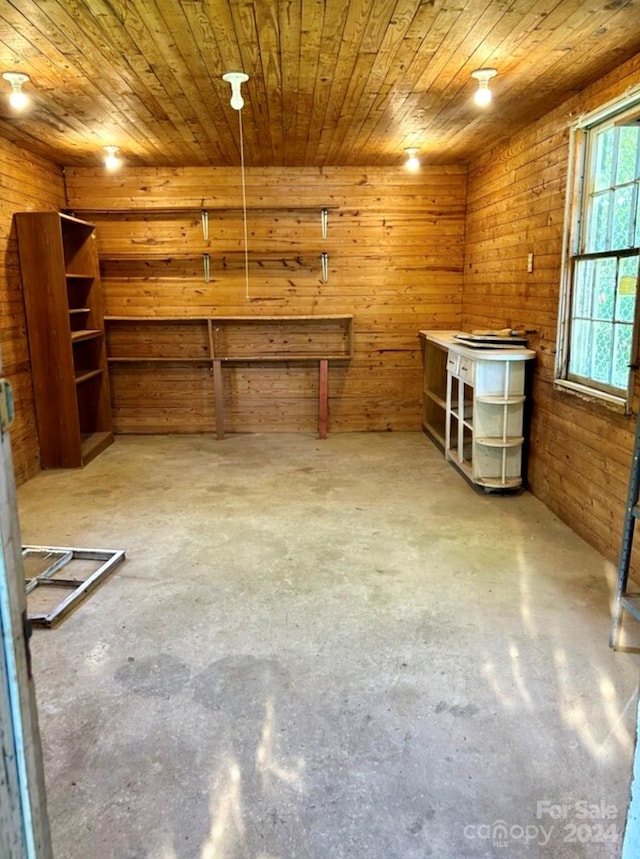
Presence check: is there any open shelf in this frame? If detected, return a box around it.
[475,436,525,448]
[80,431,114,465]
[475,394,526,405]
[104,314,353,441]
[71,329,102,343]
[67,205,340,216]
[74,369,103,385]
[108,356,211,363]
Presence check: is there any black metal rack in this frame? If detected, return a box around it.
[610,412,640,648]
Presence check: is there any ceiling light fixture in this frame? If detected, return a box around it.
[103,145,121,171]
[222,71,249,111]
[471,68,497,107]
[405,147,420,171]
[2,72,30,111]
[222,72,251,300]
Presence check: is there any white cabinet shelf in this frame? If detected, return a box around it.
[419,331,535,490]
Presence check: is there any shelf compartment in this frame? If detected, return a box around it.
[74,369,103,385]
[211,315,353,361]
[424,389,446,410]
[71,329,102,343]
[68,308,95,333]
[475,359,526,397]
[105,318,210,362]
[451,402,473,421]
[423,391,445,449]
[474,443,523,487]
[80,431,114,465]
[61,215,96,274]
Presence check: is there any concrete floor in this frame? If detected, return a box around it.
[16,432,640,859]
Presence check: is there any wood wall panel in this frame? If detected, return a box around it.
[0,138,65,485]
[65,165,466,434]
[462,52,640,571]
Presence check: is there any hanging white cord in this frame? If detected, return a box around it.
[238,107,250,300]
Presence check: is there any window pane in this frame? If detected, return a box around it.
[611,185,634,249]
[612,323,633,389]
[572,258,594,318]
[568,319,592,378]
[593,257,616,320]
[590,322,614,384]
[616,126,640,185]
[594,127,615,192]
[586,192,611,251]
[615,255,638,322]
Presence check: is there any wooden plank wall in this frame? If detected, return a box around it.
[462,52,640,569]
[0,138,65,485]
[64,166,466,434]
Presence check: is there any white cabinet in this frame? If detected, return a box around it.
[420,331,535,490]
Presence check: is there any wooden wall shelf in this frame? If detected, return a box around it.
[67,205,339,217]
[105,315,353,439]
[82,204,336,284]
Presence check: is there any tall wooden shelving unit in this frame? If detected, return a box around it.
[15,211,113,468]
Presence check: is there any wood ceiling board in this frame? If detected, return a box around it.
[0,1,187,164]
[302,1,349,165]
[179,1,247,164]
[0,0,637,168]
[322,0,422,164]
[313,0,392,165]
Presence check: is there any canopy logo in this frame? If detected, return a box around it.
[463,800,620,849]
[463,820,553,848]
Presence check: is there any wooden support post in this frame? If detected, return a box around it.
[213,360,224,440]
[318,358,329,440]
[207,319,225,440]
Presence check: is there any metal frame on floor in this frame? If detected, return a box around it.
[23,545,125,628]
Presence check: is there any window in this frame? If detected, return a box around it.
[556,95,640,409]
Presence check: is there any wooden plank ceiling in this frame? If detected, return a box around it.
[0,0,638,169]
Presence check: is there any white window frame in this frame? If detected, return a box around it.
[555,88,640,413]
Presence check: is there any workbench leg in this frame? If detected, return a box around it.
[318,359,328,439]
[213,359,225,440]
